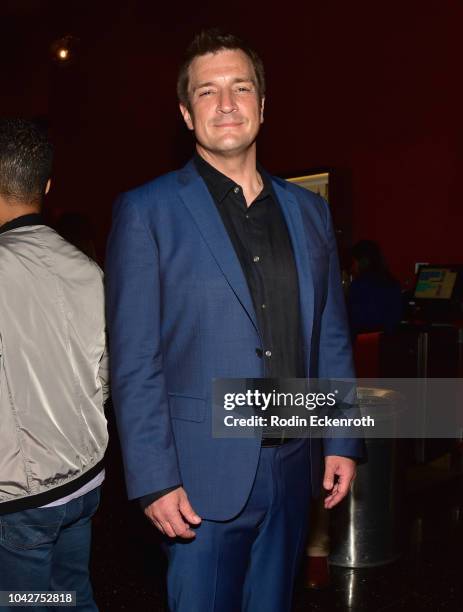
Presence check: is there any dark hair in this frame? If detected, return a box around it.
[177,28,266,107]
[351,240,396,284]
[0,118,53,204]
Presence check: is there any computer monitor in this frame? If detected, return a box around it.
[414,266,459,300]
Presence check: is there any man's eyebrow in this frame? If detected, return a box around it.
[192,81,215,93]
[192,77,256,93]
[232,77,256,86]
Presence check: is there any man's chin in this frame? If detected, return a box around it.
[198,137,257,157]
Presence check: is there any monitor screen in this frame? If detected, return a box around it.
[414,267,457,300]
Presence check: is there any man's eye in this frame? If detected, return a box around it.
[236,86,251,93]
[199,90,213,97]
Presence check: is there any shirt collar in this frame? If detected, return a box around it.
[194,152,273,204]
[0,213,44,236]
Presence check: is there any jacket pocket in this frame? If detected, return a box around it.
[168,394,206,423]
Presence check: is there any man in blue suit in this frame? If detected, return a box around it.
[106,29,363,612]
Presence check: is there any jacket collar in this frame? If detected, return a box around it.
[178,160,261,337]
[177,159,314,348]
[193,152,273,204]
[0,213,44,236]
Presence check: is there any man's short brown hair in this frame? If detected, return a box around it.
[177,29,266,108]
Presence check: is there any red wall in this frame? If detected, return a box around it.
[1,0,461,283]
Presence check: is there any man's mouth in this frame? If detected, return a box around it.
[214,122,243,128]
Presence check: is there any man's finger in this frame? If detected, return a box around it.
[167,511,197,539]
[179,495,201,525]
[335,476,350,499]
[324,475,352,508]
[323,464,335,491]
[324,493,339,509]
[144,508,164,533]
[151,517,165,534]
[324,482,338,502]
[160,519,177,539]
[324,483,341,508]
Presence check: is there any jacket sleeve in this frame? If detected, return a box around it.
[317,198,365,461]
[105,194,181,499]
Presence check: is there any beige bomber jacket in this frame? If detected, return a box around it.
[0,222,108,513]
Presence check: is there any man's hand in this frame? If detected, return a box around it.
[144,487,201,539]
[323,455,356,509]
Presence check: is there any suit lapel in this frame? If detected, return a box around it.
[272,179,315,350]
[178,161,260,336]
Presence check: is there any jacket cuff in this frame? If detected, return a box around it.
[138,484,182,510]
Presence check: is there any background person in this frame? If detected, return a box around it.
[0,119,108,611]
[348,239,403,337]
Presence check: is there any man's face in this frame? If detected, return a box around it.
[180,49,264,157]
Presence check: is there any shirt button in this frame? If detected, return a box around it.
[265,350,272,357]
[234,186,240,194]
[253,255,260,263]
[245,214,249,219]
[261,303,267,309]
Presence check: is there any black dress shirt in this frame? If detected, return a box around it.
[194,153,304,378]
[139,155,304,509]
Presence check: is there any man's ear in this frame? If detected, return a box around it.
[260,97,265,124]
[179,103,194,131]
[45,179,52,195]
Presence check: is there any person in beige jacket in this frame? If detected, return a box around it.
[0,119,108,611]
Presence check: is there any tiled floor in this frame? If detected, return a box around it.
[91,433,463,611]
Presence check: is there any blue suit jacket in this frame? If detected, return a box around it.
[106,160,363,521]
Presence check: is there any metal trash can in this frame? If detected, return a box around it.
[329,387,406,568]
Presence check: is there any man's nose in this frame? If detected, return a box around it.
[217,89,237,113]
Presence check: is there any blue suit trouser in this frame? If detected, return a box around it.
[164,439,311,612]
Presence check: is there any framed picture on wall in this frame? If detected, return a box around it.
[285,170,354,272]
[286,172,330,202]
